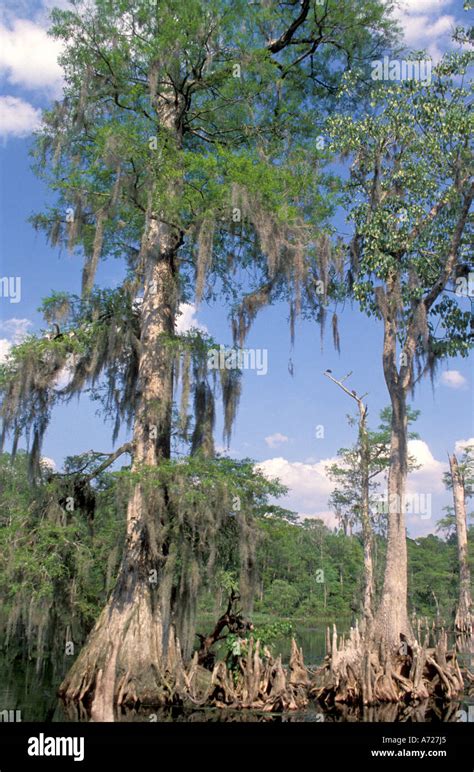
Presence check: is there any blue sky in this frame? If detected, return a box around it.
[0,0,472,537]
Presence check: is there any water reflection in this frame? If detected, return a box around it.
[58,699,472,723]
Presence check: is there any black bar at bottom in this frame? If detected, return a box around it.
[0,721,472,768]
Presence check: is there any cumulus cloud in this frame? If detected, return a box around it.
[0,318,32,362]
[298,510,339,529]
[265,432,289,449]
[0,317,32,340]
[0,95,42,138]
[0,339,11,363]
[257,456,337,528]
[0,18,63,94]
[440,370,467,389]
[258,438,449,534]
[406,439,447,495]
[40,456,56,471]
[175,303,208,334]
[392,0,457,61]
[396,0,452,11]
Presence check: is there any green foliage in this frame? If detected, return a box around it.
[2,0,399,469]
[407,534,465,620]
[252,620,294,650]
[0,451,126,665]
[327,406,421,536]
[328,50,473,381]
[1,450,471,669]
[249,516,471,622]
[265,580,301,617]
[0,450,291,664]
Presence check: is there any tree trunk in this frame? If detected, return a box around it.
[359,405,373,630]
[449,453,473,652]
[374,383,412,649]
[323,372,374,628]
[59,215,183,707]
[60,77,186,707]
[373,284,412,651]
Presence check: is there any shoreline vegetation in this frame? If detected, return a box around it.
[0,450,472,718]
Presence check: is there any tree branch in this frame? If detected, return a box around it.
[423,180,474,312]
[55,442,133,482]
[83,442,133,481]
[267,0,311,53]
[323,370,367,417]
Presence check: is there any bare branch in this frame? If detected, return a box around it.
[54,442,133,482]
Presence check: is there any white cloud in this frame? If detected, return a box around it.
[396,0,452,14]
[392,0,457,61]
[406,439,447,495]
[265,432,289,449]
[0,318,32,362]
[0,339,11,363]
[0,318,33,341]
[258,439,449,534]
[455,438,474,455]
[0,95,42,138]
[440,369,467,389]
[0,18,63,94]
[297,510,339,529]
[257,456,337,528]
[401,14,455,45]
[175,303,208,334]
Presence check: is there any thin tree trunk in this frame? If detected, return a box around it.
[449,453,473,652]
[323,372,374,628]
[359,406,374,630]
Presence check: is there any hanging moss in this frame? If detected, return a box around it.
[220,367,242,448]
[191,382,215,458]
[178,350,191,437]
[0,288,141,478]
[195,218,215,303]
[82,209,107,295]
[0,451,127,669]
[332,312,341,354]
